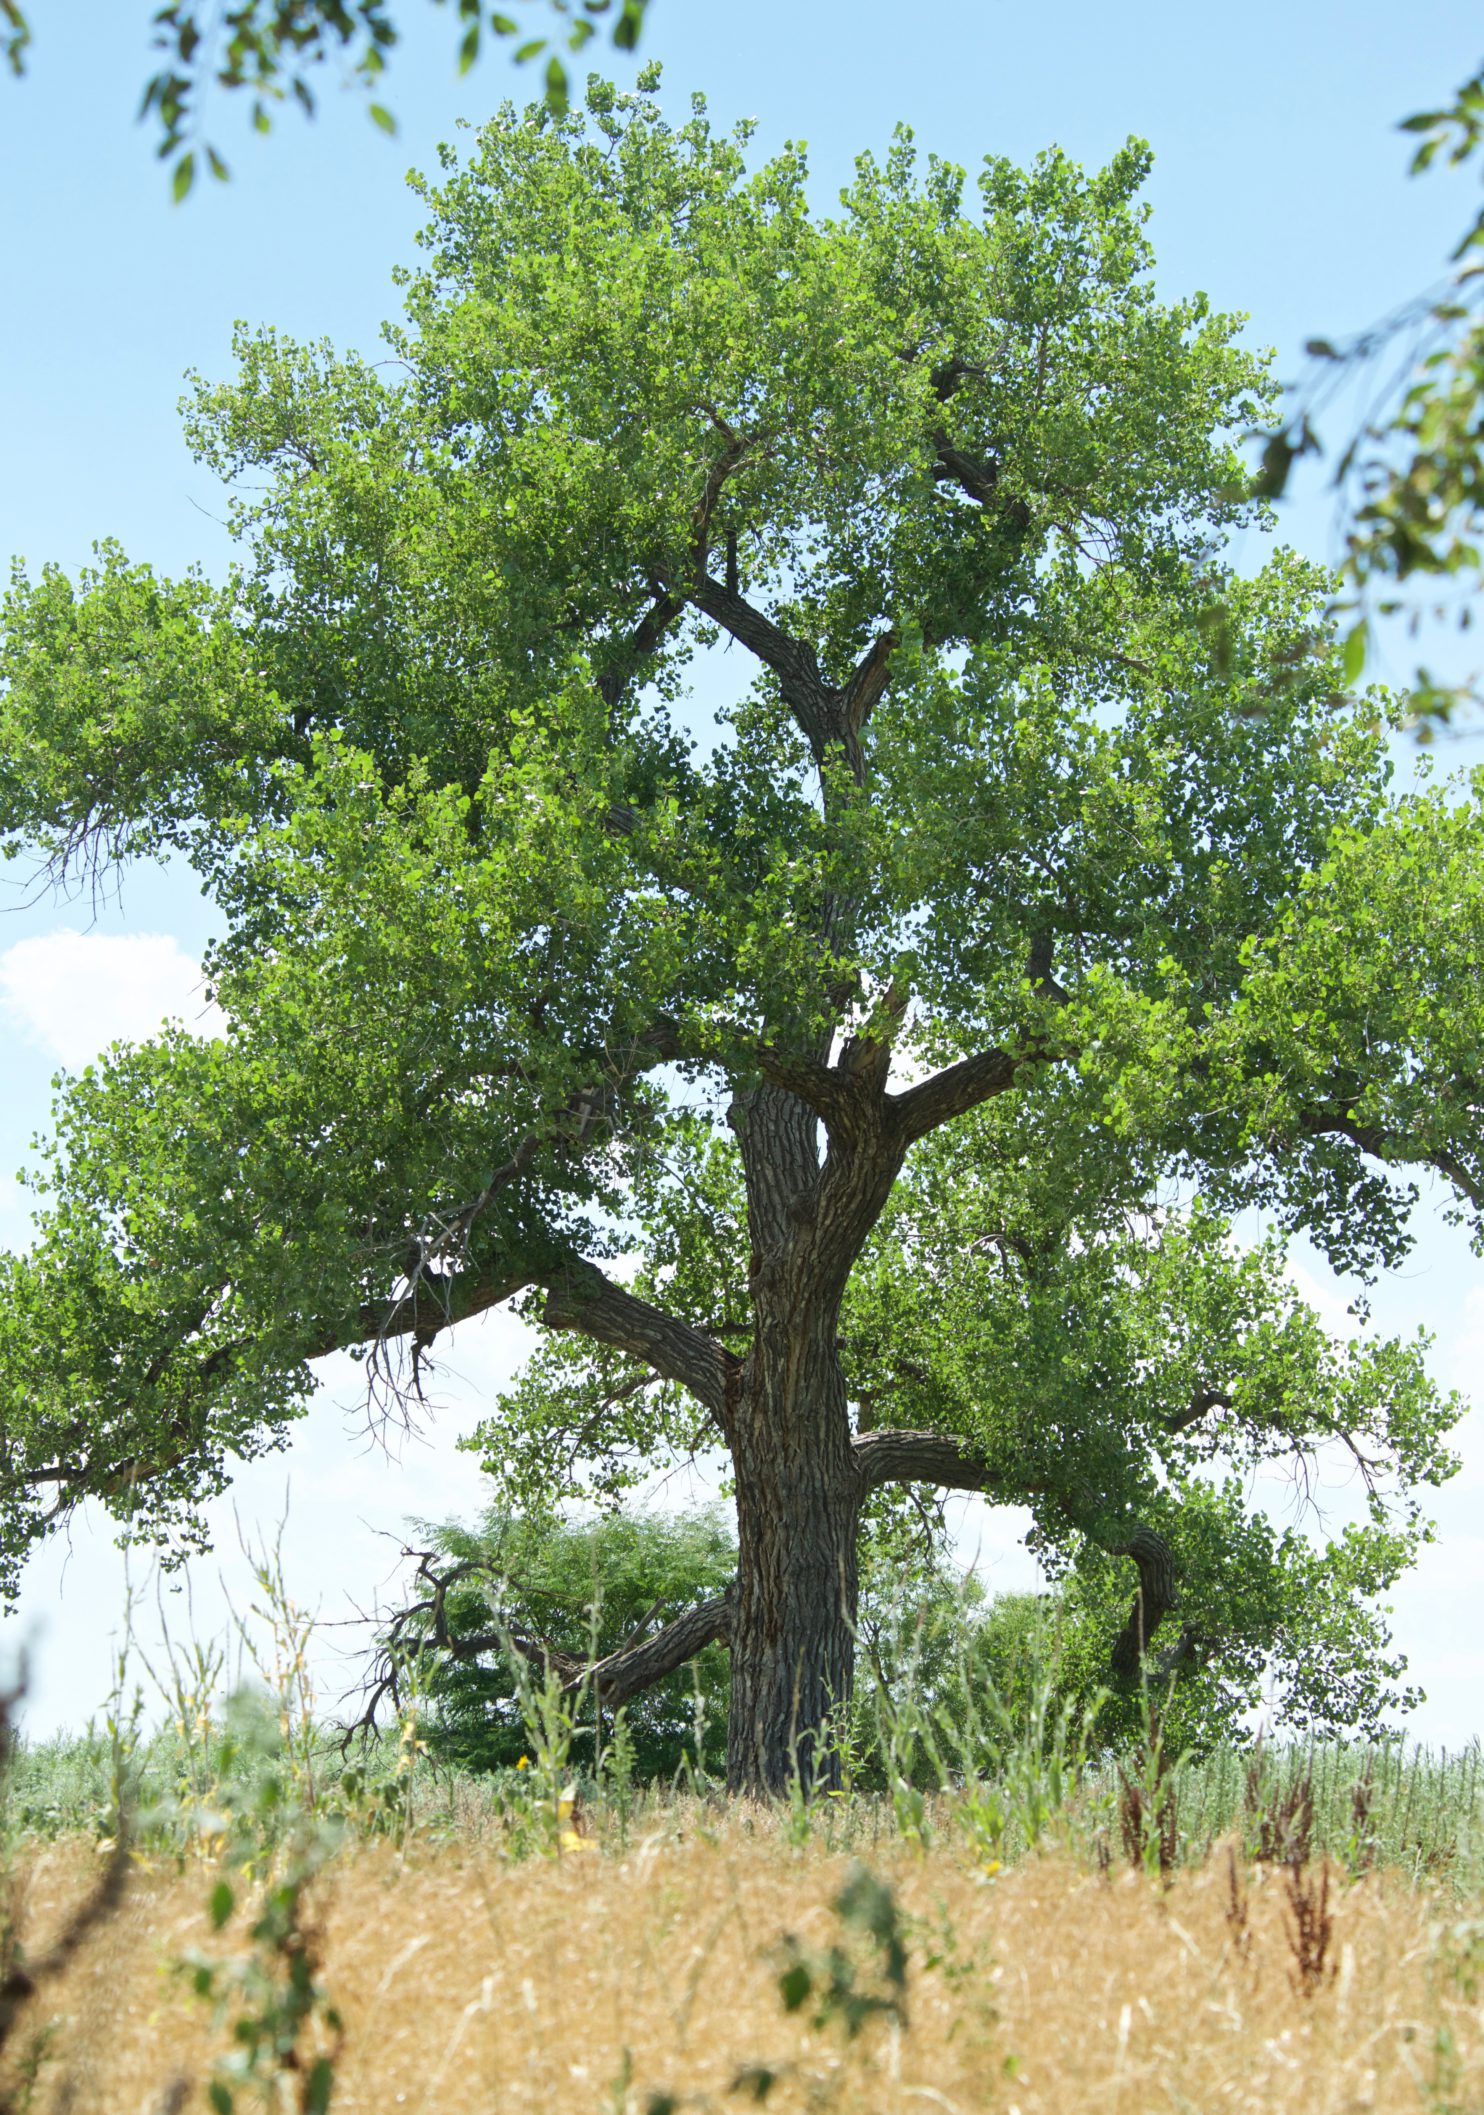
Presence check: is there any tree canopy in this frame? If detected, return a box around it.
[1,77,1479,1788]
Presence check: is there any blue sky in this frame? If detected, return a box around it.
[2,0,1483,1740]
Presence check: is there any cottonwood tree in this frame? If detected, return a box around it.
[1,80,1479,1791]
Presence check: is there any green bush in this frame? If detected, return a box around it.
[393,1506,735,1782]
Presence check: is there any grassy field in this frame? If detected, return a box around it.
[4,1718,1484,2115]
[3,1573,1482,2113]
[6,1793,1484,2114]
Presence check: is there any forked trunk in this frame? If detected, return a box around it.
[726,1319,860,1796]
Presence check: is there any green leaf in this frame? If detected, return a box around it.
[208,2085,233,2115]
[614,0,645,52]
[206,144,229,182]
[171,150,195,202]
[368,101,395,134]
[305,2057,336,2115]
[1251,431,1294,500]
[1341,618,1369,688]
[209,1878,235,1929]
[778,1960,812,2013]
[732,2069,778,2105]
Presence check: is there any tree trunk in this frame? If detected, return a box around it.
[726,1317,860,1796]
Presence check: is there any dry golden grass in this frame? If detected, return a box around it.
[7,1821,1483,2114]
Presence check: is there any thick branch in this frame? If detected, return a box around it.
[25,1020,714,1521]
[852,1427,1000,1495]
[889,1043,1060,1143]
[350,1560,734,1743]
[929,355,988,402]
[689,571,899,782]
[933,435,1004,507]
[687,573,838,757]
[854,1432,1182,1685]
[1166,1387,1231,1435]
[1099,1522,1180,1683]
[8,1022,696,1517]
[931,428,1032,534]
[1297,1107,1484,1212]
[580,1589,734,1709]
[541,1256,731,1426]
[841,629,898,746]
[369,1600,731,1727]
[753,1041,856,1122]
[594,585,685,715]
[902,345,1031,531]
[389,1016,684,1331]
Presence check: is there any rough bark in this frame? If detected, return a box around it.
[720,1063,902,1794]
[726,1317,861,1794]
[540,1255,732,1428]
[1104,1523,1180,1683]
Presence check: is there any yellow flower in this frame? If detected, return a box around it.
[980,1859,1002,1879]
[516,1754,530,1770]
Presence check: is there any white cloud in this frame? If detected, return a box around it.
[0,929,224,1069]
[1279,1252,1365,1341]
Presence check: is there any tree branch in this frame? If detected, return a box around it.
[1084,1518,1180,1684]
[579,1588,734,1708]
[853,1431,1184,1689]
[348,1558,734,1744]
[752,1042,855,1122]
[687,572,840,759]
[852,1427,1001,1494]
[594,583,685,716]
[894,347,1031,531]
[390,1016,684,1330]
[841,629,898,747]
[450,1591,736,1711]
[4,1013,702,1524]
[540,1256,732,1427]
[1297,1106,1484,1212]
[1166,1387,1231,1435]
[889,1041,1062,1143]
[929,355,989,402]
[687,570,900,781]
[931,429,1033,534]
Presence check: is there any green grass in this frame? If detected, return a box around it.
[7,1710,1484,1890]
